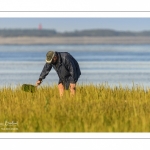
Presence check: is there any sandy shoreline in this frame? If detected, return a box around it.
[0,36,150,44]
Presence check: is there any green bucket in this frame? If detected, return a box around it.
[21,84,37,93]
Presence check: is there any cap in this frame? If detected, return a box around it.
[46,51,55,63]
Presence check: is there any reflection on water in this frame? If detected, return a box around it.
[0,44,150,88]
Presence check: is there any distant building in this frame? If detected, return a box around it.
[38,24,42,30]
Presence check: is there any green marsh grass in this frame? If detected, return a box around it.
[0,84,150,132]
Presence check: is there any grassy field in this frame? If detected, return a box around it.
[0,84,150,132]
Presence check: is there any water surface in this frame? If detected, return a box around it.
[0,44,150,88]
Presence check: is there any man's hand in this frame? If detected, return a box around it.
[36,80,42,86]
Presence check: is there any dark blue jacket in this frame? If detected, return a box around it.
[39,52,81,88]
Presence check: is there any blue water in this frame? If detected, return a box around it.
[1,44,150,88]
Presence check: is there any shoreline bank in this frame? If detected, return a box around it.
[0,36,150,44]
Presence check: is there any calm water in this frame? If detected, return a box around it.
[1,44,150,88]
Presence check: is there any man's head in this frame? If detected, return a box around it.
[46,51,58,64]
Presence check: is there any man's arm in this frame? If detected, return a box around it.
[36,63,52,85]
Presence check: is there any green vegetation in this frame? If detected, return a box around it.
[0,84,150,132]
[1,29,150,37]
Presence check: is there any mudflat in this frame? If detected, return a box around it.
[0,36,150,44]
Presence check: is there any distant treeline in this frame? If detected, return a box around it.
[1,29,150,37]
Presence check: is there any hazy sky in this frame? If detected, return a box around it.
[0,18,150,32]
